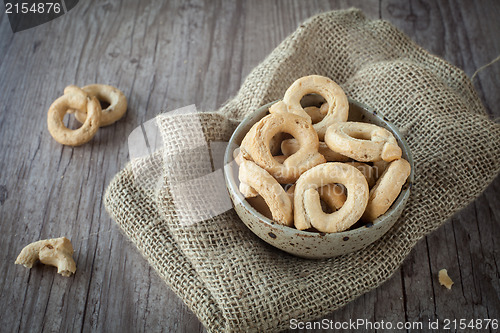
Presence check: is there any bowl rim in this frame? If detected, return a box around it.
[223,99,414,237]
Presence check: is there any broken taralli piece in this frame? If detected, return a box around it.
[438,269,454,290]
[15,237,77,277]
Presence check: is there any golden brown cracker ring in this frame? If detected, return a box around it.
[324,122,402,162]
[281,138,350,162]
[319,102,329,115]
[240,112,326,184]
[239,161,293,226]
[63,84,83,95]
[268,100,287,114]
[294,163,369,233]
[282,75,349,140]
[286,183,346,222]
[306,103,329,124]
[71,84,127,127]
[47,87,101,146]
[362,158,411,222]
[304,105,328,123]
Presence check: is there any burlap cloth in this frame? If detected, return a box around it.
[104,9,500,332]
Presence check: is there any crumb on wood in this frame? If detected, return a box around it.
[438,269,454,290]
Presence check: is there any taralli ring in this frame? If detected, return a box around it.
[294,163,369,233]
[47,86,101,146]
[238,161,293,226]
[362,158,411,222]
[69,84,127,127]
[304,104,328,123]
[324,122,402,162]
[282,75,349,140]
[287,183,347,211]
[281,138,350,162]
[240,111,326,184]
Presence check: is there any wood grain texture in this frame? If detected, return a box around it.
[0,0,498,332]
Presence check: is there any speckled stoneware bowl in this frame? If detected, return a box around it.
[223,99,414,259]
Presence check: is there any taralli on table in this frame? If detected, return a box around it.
[362,158,411,222]
[281,138,350,162]
[238,160,293,226]
[294,163,369,233]
[15,237,76,277]
[69,84,127,127]
[282,75,349,140]
[47,86,101,146]
[240,111,326,183]
[324,122,402,162]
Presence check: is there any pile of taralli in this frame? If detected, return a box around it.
[235,75,411,234]
[47,84,127,146]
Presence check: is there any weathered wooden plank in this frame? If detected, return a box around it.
[0,0,197,331]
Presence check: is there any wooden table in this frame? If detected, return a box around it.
[1,1,498,332]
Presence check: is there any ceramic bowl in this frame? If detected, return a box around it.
[223,99,414,259]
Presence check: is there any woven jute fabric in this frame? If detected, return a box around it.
[104,8,500,332]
